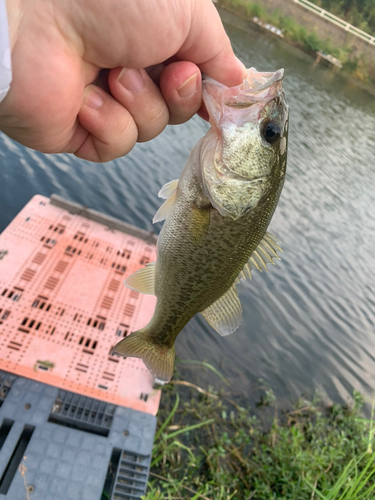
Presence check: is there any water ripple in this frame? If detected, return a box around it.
[0,14,374,407]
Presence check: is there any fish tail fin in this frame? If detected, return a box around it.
[112,330,175,382]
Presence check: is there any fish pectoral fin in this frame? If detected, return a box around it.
[124,262,156,295]
[241,232,283,280]
[200,283,242,336]
[112,330,175,382]
[158,179,179,199]
[190,207,210,245]
[153,188,178,223]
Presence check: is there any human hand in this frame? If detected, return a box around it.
[0,0,246,162]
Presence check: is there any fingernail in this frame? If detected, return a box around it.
[118,68,144,93]
[177,73,198,99]
[84,88,103,109]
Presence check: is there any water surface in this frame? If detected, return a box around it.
[1,10,374,406]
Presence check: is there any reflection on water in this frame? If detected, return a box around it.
[0,10,374,407]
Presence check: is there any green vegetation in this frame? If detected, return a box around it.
[312,0,375,35]
[142,368,375,500]
[217,0,375,85]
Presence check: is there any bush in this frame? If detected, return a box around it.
[305,31,322,51]
[245,2,265,18]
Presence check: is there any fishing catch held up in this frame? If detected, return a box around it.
[112,67,289,382]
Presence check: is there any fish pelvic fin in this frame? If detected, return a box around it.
[112,330,175,382]
[158,179,179,199]
[124,262,156,295]
[153,179,179,223]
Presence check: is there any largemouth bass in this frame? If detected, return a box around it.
[113,68,289,382]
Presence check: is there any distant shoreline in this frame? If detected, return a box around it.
[217,1,375,97]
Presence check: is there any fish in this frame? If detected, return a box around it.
[112,67,289,382]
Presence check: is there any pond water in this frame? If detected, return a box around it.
[0,9,374,407]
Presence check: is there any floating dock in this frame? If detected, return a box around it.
[0,194,160,499]
[314,51,342,69]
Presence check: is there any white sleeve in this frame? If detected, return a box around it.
[0,0,11,103]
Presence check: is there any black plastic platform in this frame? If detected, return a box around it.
[0,371,155,499]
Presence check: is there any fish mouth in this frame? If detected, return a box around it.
[202,67,287,132]
[224,68,285,107]
[243,68,284,92]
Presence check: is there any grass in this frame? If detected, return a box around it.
[142,365,375,500]
[217,0,375,86]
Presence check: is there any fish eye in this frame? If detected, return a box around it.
[261,121,281,145]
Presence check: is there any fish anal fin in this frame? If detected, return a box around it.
[158,179,179,199]
[190,206,210,245]
[112,330,175,382]
[153,189,178,223]
[200,283,242,337]
[124,262,155,295]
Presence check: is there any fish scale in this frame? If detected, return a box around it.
[113,67,289,382]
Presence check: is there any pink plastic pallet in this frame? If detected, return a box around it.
[0,195,161,415]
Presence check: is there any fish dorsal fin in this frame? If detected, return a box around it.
[200,283,242,337]
[158,179,179,199]
[153,180,179,223]
[242,232,282,280]
[200,232,281,336]
[124,262,156,295]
